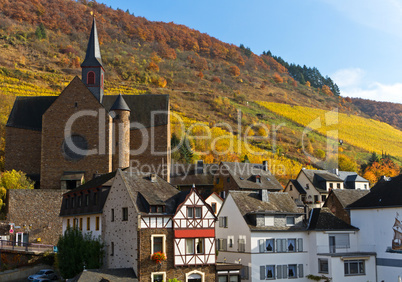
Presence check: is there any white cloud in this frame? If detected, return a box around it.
[332,68,402,104]
[321,0,402,37]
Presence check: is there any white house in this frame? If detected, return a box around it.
[348,174,402,282]
[216,189,377,281]
[204,192,224,215]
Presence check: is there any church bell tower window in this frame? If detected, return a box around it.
[87,71,95,85]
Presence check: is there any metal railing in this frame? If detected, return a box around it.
[316,245,376,254]
[0,240,53,253]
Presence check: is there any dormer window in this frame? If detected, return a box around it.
[150,206,164,213]
[187,207,202,218]
[87,71,95,85]
[256,175,261,183]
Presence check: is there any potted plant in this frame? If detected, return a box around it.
[151,252,167,264]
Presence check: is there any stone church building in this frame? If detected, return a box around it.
[5,18,171,190]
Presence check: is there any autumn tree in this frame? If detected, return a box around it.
[147,61,159,72]
[0,170,34,213]
[229,65,240,77]
[362,157,400,184]
[273,73,283,83]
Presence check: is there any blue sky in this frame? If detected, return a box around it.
[100,0,402,104]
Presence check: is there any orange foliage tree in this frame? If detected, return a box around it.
[273,73,283,83]
[363,158,400,185]
[229,65,240,77]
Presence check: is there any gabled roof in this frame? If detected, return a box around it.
[289,179,306,194]
[170,163,217,186]
[74,268,137,282]
[301,169,343,192]
[6,96,57,131]
[229,191,303,231]
[347,174,402,209]
[326,189,369,208]
[120,170,180,214]
[220,162,283,191]
[337,171,369,183]
[81,17,103,67]
[307,208,358,231]
[173,187,217,220]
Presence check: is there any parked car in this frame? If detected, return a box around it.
[28,269,57,281]
[32,278,52,282]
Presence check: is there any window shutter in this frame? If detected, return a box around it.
[259,239,265,253]
[225,216,228,227]
[298,264,304,278]
[282,265,288,278]
[282,239,287,253]
[223,239,227,251]
[219,217,223,227]
[297,238,303,252]
[335,233,350,248]
[276,239,280,252]
[260,266,266,280]
[277,265,282,279]
[217,239,220,250]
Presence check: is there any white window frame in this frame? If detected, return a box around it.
[151,272,166,282]
[344,259,365,276]
[186,270,205,282]
[318,258,329,274]
[286,216,295,226]
[264,215,274,226]
[151,234,166,255]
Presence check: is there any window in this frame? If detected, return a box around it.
[227,177,230,183]
[219,216,228,228]
[152,272,166,282]
[238,237,245,252]
[211,202,217,214]
[187,207,202,218]
[185,238,204,254]
[78,196,82,207]
[318,259,329,273]
[67,218,70,228]
[217,238,227,251]
[65,198,69,209]
[344,260,365,276]
[79,218,83,230]
[306,184,309,189]
[256,175,261,183]
[286,216,295,226]
[216,178,220,184]
[288,264,297,278]
[86,217,90,231]
[87,71,95,84]
[111,242,114,256]
[259,239,275,252]
[329,233,350,253]
[289,185,293,191]
[111,209,114,222]
[264,215,274,226]
[228,237,233,248]
[122,207,128,221]
[73,218,78,229]
[337,183,341,189]
[150,205,163,213]
[72,197,75,208]
[95,216,100,231]
[240,266,249,280]
[314,195,319,203]
[287,239,296,252]
[364,184,367,189]
[151,235,165,254]
[322,195,327,202]
[329,183,333,189]
[85,194,89,206]
[266,265,276,279]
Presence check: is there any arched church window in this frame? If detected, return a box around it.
[87,71,95,85]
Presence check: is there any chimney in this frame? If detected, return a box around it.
[335,168,339,176]
[196,160,204,174]
[150,174,157,183]
[260,189,269,202]
[262,160,269,171]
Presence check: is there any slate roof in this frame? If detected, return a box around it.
[307,208,358,231]
[337,171,368,183]
[59,171,117,217]
[327,189,369,208]
[221,162,283,191]
[170,163,218,187]
[301,169,343,192]
[7,91,169,131]
[110,94,131,111]
[6,96,57,131]
[120,170,180,214]
[81,18,103,67]
[229,191,304,231]
[289,179,306,194]
[347,174,402,209]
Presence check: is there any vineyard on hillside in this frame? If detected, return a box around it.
[258,102,402,158]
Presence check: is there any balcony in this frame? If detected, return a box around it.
[316,245,376,255]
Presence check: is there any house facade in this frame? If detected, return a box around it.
[348,174,402,281]
[216,190,377,281]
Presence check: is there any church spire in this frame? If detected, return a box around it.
[81,17,104,103]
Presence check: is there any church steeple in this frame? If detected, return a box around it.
[81,17,104,103]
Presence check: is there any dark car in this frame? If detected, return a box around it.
[28,269,57,281]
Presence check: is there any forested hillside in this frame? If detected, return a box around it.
[0,0,400,184]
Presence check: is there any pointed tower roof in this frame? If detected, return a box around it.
[110,94,131,111]
[81,17,103,67]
